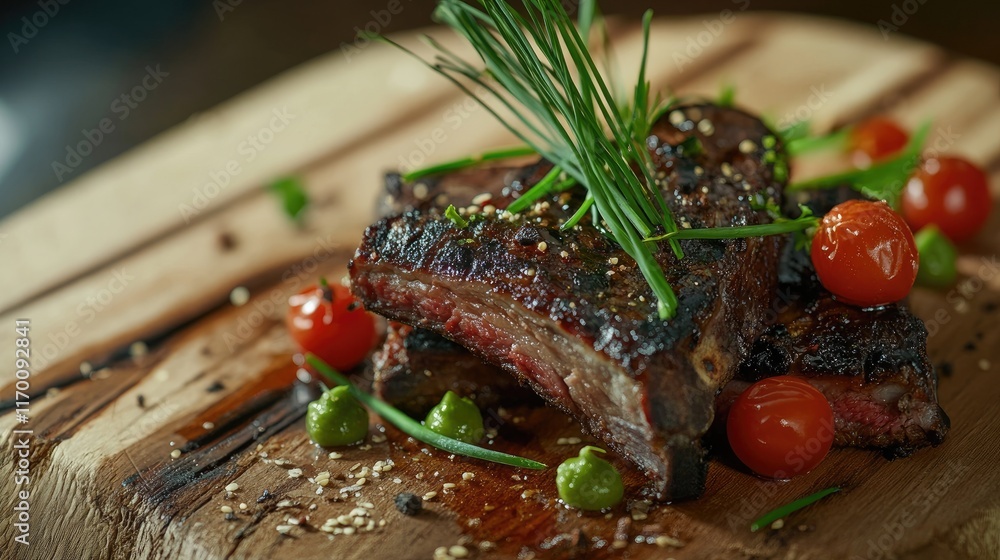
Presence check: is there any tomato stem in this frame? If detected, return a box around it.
[318,277,334,303]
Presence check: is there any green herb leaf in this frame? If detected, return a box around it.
[645,209,818,243]
[444,204,470,228]
[306,354,546,470]
[269,176,309,221]
[787,127,849,156]
[751,487,841,532]
[718,83,736,107]
[777,120,811,144]
[787,121,929,203]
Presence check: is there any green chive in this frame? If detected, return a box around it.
[444,204,469,228]
[776,120,811,144]
[401,145,537,182]
[306,354,546,470]
[718,83,736,107]
[269,176,309,221]
[646,213,818,242]
[751,487,841,532]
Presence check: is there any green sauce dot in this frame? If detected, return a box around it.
[424,391,484,444]
[556,446,624,511]
[306,386,368,447]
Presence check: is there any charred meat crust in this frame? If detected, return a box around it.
[369,109,948,461]
[352,104,785,499]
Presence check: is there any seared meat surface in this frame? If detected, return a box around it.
[367,120,948,461]
[352,104,786,499]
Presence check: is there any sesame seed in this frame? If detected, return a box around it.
[537,241,548,252]
[202,422,215,430]
[739,139,758,154]
[560,250,569,258]
[655,535,684,547]
[462,472,475,481]
[609,257,619,265]
[129,341,148,358]
[328,452,342,459]
[612,539,627,549]
[170,449,181,459]
[225,482,239,492]
[239,503,248,510]
[220,506,233,514]
[721,162,734,177]
[80,362,93,375]
[697,119,715,135]
[229,286,250,307]
[357,477,367,486]
[525,268,536,277]
[483,504,495,512]
[276,525,293,535]
[771,519,785,530]
[288,468,303,478]
[423,491,438,501]
[443,483,457,490]
[449,545,470,558]
[349,463,361,471]
[631,511,648,521]
[472,193,492,205]
[979,359,991,370]
[413,183,429,200]
[393,478,402,484]
[371,434,387,443]
[668,110,686,126]
[343,526,356,536]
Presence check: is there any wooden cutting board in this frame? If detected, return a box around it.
[2,12,998,560]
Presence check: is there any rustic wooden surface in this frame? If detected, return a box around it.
[2,12,999,560]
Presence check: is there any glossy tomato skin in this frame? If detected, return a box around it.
[849,116,909,166]
[286,282,377,371]
[902,156,991,243]
[727,376,835,479]
[811,200,919,307]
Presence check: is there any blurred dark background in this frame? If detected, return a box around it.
[0,0,995,219]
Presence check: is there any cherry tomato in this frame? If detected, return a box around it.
[901,156,991,243]
[848,117,908,167]
[727,376,834,479]
[811,199,918,307]
[286,279,377,371]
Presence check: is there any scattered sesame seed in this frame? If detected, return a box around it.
[483,504,495,512]
[276,500,294,508]
[559,250,569,259]
[276,525,293,535]
[413,183,429,200]
[129,341,148,358]
[202,422,215,430]
[239,503,248,510]
[225,482,239,492]
[739,139,758,154]
[170,449,181,459]
[371,433,387,443]
[220,506,233,514]
[393,478,402,484]
[668,110,686,126]
[697,119,715,135]
[80,361,93,375]
[609,257,619,265]
[472,193,492,205]
[229,286,250,306]
[449,545,470,558]
[655,535,684,548]
[288,468,303,478]
[631,511,648,521]
[357,477,367,486]
[537,241,548,252]
[462,472,475,481]
[525,268,536,277]
[979,359,991,371]
[443,483,457,490]
[721,162,734,177]
[423,491,438,501]
[771,519,785,530]
[343,527,356,536]
[328,452,343,459]
[612,539,627,549]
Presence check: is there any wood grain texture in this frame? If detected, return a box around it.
[1,12,998,560]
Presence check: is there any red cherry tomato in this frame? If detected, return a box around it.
[848,117,908,167]
[727,376,834,479]
[286,279,377,371]
[811,200,918,307]
[901,156,991,243]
